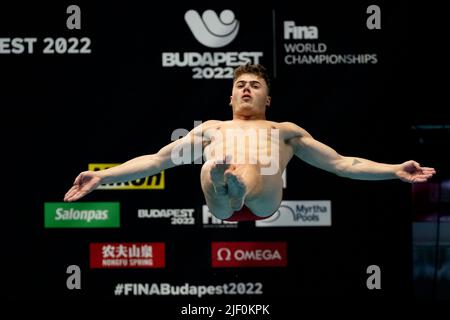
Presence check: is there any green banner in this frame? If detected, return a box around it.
[44,202,120,228]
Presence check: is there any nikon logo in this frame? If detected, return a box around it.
[88,163,165,190]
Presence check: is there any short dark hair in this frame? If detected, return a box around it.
[233,64,270,94]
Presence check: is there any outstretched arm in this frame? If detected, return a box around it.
[283,122,436,183]
[64,121,212,202]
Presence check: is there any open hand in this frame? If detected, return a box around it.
[64,171,103,202]
[396,160,436,183]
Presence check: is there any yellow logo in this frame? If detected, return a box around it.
[88,163,165,190]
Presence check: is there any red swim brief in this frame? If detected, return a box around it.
[223,205,272,222]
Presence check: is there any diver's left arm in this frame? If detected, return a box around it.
[282,122,436,183]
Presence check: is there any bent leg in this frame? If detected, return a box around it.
[244,171,283,217]
[224,164,258,211]
[201,159,282,220]
[225,163,281,216]
[200,160,234,219]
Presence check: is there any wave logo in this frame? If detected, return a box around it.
[184,9,239,48]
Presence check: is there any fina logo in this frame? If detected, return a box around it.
[184,9,239,48]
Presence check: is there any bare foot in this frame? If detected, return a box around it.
[210,158,232,195]
[225,171,246,211]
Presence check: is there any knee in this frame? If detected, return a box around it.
[200,159,215,175]
[200,160,215,185]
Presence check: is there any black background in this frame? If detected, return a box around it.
[2,0,445,313]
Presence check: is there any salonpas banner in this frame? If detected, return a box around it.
[44,202,120,228]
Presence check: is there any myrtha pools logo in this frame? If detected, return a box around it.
[184,9,239,48]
